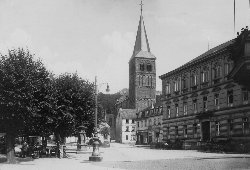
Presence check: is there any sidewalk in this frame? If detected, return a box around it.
[0,147,122,170]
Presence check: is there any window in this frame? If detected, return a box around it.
[149,119,152,126]
[183,125,187,138]
[242,88,249,104]
[150,76,153,87]
[131,126,135,132]
[228,119,233,135]
[227,90,234,107]
[243,118,249,135]
[159,107,162,113]
[146,64,152,71]
[165,83,171,94]
[214,93,219,107]
[183,102,188,115]
[126,126,129,132]
[215,121,220,136]
[144,120,147,127]
[191,74,197,86]
[126,135,128,140]
[153,118,156,125]
[174,78,181,92]
[193,99,197,113]
[158,117,161,125]
[225,63,229,75]
[167,127,170,139]
[131,135,136,141]
[203,96,208,111]
[214,65,221,79]
[141,76,144,86]
[201,70,209,83]
[193,124,197,134]
[182,77,188,89]
[140,63,144,71]
[126,119,129,124]
[167,106,171,118]
[175,126,178,136]
[132,120,135,124]
[137,122,139,127]
[175,104,179,117]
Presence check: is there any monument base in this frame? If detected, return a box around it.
[89,155,103,162]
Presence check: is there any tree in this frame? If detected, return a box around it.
[0,48,50,163]
[48,73,95,157]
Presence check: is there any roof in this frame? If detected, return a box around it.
[118,109,137,119]
[136,106,163,120]
[130,15,155,60]
[159,39,235,79]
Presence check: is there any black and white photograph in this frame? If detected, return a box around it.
[0,0,250,169]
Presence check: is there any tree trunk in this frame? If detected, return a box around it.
[6,132,16,164]
[55,133,63,158]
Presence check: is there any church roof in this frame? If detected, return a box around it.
[130,13,155,60]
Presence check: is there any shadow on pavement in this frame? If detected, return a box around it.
[0,156,35,164]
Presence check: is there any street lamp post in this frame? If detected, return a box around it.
[89,76,109,162]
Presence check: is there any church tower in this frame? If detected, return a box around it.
[129,1,156,111]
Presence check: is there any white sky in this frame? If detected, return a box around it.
[0,0,249,93]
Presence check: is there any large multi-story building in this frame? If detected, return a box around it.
[159,28,250,145]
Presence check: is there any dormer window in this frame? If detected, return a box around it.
[139,63,144,71]
[146,64,152,71]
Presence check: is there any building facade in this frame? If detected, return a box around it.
[159,28,250,145]
[115,5,158,143]
[115,109,137,143]
[136,106,163,144]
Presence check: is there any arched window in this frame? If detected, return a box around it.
[142,76,145,86]
[138,75,141,86]
[150,76,153,87]
[147,64,152,71]
[140,63,144,71]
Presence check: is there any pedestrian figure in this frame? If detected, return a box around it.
[21,141,28,158]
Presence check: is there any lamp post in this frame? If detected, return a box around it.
[89,76,109,162]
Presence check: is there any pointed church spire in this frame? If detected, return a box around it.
[131,0,155,59]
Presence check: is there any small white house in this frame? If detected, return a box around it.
[115,108,137,144]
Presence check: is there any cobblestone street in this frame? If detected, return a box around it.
[1,143,250,170]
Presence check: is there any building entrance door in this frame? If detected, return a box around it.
[140,135,143,144]
[202,121,210,141]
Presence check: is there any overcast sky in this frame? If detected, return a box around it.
[0,0,249,93]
